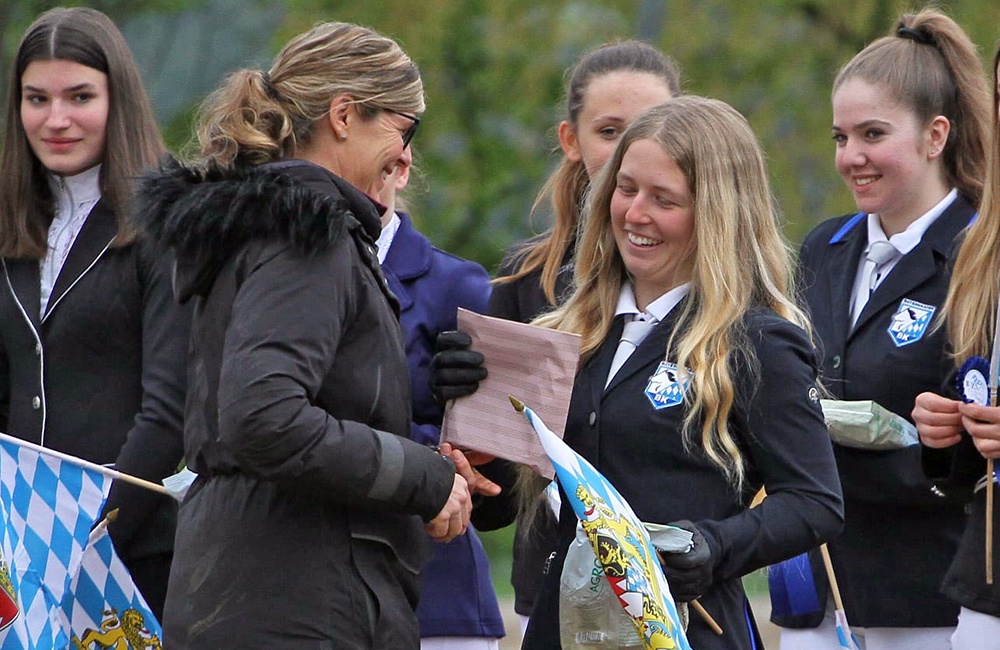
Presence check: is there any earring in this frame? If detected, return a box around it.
[339,134,347,141]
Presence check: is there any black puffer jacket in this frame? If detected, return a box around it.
[137,158,457,650]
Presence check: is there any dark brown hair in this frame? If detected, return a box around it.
[497,41,681,305]
[0,7,164,258]
[833,9,990,207]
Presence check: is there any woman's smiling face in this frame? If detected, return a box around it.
[21,59,109,176]
[832,77,945,225]
[610,137,695,310]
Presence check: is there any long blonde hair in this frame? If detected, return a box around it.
[193,21,423,171]
[497,41,681,305]
[537,97,809,489]
[944,46,1000,361]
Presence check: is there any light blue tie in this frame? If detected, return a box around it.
[605,317,657,388]
[851,240,899,328]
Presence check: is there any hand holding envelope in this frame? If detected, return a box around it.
[440,308,581,478]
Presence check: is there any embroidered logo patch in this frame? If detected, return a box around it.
[644,361,689,410]
[887,298,935,347]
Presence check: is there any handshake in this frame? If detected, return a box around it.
[424,442,500,543]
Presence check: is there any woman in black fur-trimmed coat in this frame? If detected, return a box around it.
[136,22,481,650]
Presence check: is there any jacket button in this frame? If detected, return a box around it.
[588,412,597,426]
[832,355,841,369]
[34,342,41,356]
[31,396,41,410]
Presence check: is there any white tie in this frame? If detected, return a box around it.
[606,317,657,388]
[851,240,899,328]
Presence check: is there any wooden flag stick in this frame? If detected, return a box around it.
[0,431,169,496]
[987,292,1000,585]
[691,599,723,635]
[988,458,995,585]
[819,544,847,612]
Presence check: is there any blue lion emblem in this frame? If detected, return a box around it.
[645,362,689,410]
[887,298,935,348]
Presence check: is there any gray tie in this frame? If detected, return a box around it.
[606,317,657,388]
[851,240,899,327]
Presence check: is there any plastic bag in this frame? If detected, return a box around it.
[821,399,919,450]
[559,523,643,648]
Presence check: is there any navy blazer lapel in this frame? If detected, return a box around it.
[381,213,432,313]
[2,258,43,333]
[43,199,117,323]
[824,217,868,348]
[590,316,624,407]
[604,302,685,397]
[850,196,974,337]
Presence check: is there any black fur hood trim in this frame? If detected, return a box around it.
[135,158,384,300]
[136,157,383,256]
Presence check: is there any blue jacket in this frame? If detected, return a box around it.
[382,213,506,638]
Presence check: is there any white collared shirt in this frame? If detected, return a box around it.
[375,212,401,264]
[614,281,692,326]
[40,165,102,316]
[604,281,691,387]
[849,188,957,309]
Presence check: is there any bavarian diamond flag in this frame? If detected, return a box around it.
[62,523,162,650]
[511,397,692,650]
[0,437,111,650]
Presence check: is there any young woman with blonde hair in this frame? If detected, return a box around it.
[436,40,683,634]
[518,96,843,650]
[780,9,991,650]
[913,44,1000,648]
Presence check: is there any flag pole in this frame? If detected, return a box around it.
[0,432,169,496]
[987,291,1000,585]
[819,544,846,612]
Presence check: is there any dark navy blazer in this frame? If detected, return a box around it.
[784,195,975,628]
[381,213,505,638]
[522,304,844,650]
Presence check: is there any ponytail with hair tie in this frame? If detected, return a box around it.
[896,26,936,46]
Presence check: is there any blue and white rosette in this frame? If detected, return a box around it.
[957,355,1000,487]
[956,356,991,405]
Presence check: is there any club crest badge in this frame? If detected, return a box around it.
[0,554,19,633]
[644,361,689,410]
[887,298,935,348]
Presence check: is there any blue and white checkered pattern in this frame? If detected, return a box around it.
[62,526,161,649]
[0,438,110,650]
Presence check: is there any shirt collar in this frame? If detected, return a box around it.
[614,281,692,323]
[866,188,957,255]
[46,164,103,205]
[375,211,401,264]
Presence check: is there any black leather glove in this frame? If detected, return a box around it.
[658,519,713,602]
[430,331,487,402]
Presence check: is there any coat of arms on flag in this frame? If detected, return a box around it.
[0,551,19,632]
[0,435,162,650]
[65,524,162,650]
[510,397,693,650]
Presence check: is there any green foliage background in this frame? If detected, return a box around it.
[4,0,999,270]
[4,0,1000,601]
